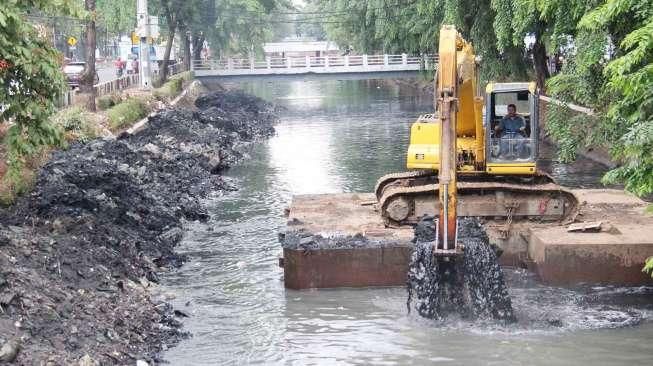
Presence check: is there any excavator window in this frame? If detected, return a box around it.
[487,90,536,163]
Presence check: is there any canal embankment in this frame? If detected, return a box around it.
[0,82,277,364]
[0,72,194,206]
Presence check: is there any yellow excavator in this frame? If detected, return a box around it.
[375,25,578,253]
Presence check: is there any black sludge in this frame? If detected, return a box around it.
[407,217,515,322]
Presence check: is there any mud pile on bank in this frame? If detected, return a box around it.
[407,217,515,322]
[0,90,276,364]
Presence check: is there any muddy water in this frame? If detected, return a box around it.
[161,79,652,365]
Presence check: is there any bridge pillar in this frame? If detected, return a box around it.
[266,57,271,69]
[227,58,233,70]
[344,55,349,67]
[383,54,389,67]
[324,55,329,68]
[402,53,408,66]
[305,55,310,68]
[286,57,292,69]
[250,56,254,70]
[363,54,368,69]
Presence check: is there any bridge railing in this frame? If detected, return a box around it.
[192,54,438,74]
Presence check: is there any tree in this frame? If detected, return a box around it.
[81,0,97,111]
[210,0,287,58]
[294,2,327,41]
[0,0,81,182]
[154,0,183,84]
[314,0,527,83]
[96,0,136,36]
[547,0,653,197]
[490,0,600,91]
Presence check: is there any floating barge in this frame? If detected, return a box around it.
[280,190,653,289]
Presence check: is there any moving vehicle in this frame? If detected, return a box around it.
[374,25,578,253]
[63,61,99,89]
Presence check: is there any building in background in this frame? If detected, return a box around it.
[263,39,339,58]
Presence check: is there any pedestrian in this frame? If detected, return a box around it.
[115,57,124,77]
[126,56,134,75]
[132,58,139,74]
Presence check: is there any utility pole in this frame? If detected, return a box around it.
[137,0,151,88]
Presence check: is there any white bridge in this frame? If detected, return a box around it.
[192,54,438,77]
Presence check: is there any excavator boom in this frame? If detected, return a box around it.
[435,26,461,253]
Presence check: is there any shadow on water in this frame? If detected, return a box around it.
[161,78,652,365]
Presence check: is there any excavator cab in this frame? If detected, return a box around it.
[485,82,539,175]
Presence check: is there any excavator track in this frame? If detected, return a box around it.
[376,178,578,227]
[374,170,435,199]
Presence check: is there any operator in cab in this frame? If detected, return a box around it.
[495,104,525,136]
[494,104,527,158]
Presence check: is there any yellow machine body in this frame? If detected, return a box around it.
[406,31,539,177]
[375,26,577,232]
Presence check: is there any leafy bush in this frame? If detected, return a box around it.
[175,71,194,82]
[51,106,99,143]
[153,77,183,101]
[107,98,148,130]
[0,164,36,206]
[0,148,49,206]
[546,1,653,197]
[97,94,122,110]
[0,0,81,191]
[644,257,653,279]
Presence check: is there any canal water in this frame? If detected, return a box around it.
[161,78,653,365]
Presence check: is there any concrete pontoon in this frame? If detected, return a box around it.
[281,190,653,289]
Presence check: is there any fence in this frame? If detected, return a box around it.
[192,54,438,76]
[56,63,185,109]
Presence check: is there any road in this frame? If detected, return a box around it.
[97,64,117,83]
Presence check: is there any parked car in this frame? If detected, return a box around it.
[63,61,99,88]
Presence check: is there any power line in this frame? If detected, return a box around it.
[210,0,417,19]
[25,1,422,29]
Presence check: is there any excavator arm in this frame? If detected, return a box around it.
[436,26,462,253]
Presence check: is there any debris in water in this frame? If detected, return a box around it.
[407,216,516,322]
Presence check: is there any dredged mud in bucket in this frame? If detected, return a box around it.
[407,217,516,322]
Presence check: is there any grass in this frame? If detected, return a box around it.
[0,148,49,206]
[107,97,149,131]
[97,94,122,111]
[153,71,194,101]
[153,77,183,101]
[176,71,194,82]
[51,106,99,143]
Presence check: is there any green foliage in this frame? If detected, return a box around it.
[97,94,122,110]
[314,0,528,84]
[0,0,82,188]
[51,106,99,142]
[294,1,326,41]
[211,0,286,57]
[644,257,653,279]
[153,77,183,100]
[107,98,148,130]
[96,0,136,35]
[174,70,194,82]
[0,164,37,206]
[547,0,653,197]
